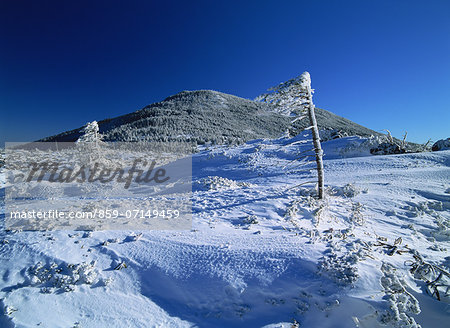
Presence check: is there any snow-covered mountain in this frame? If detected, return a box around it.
[39,90,383,144]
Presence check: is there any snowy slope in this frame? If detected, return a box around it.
[1,136,449,328]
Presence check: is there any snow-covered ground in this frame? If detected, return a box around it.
[1,135,449,327]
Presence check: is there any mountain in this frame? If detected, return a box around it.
[40,90,382,144]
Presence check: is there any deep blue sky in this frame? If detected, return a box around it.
[1,0,449,144]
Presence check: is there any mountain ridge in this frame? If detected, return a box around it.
[39,89,382,144]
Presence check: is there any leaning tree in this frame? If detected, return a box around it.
[256,72,324,199]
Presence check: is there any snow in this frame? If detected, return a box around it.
[1,135,449,327]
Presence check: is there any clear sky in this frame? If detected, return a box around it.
[1,0,449,144]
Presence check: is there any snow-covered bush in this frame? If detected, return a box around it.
[432,138,450,151]
[350,202,365,226]
[27,261,98,293]
[329,183,360,198]
[379,263,421,328]
[243,215,259,225]
[318,248,360,286]
[369,130,411,155]
[408,253,450,303]
[370,142,406,155]
[196,176,253,191]
[319,129,349,142]
[4,305,17,316]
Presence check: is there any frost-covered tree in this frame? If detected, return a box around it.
[76,121,105,166]
[76,121,103,147]
[257,72,325,199]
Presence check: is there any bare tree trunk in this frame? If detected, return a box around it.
[304,85,324,199]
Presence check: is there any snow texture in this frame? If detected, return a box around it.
[1,135,449,327]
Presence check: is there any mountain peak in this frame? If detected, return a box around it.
[40,89,381,144]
